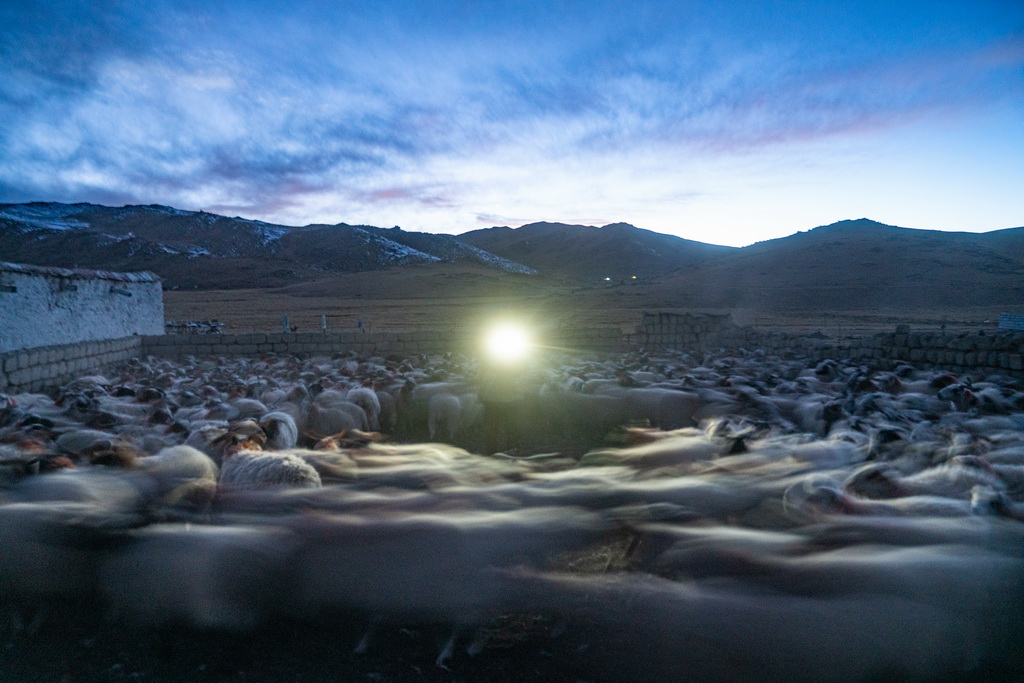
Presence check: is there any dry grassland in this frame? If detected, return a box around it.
[164,263,1021,340]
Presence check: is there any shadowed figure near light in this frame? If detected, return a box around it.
[478,322,530,455]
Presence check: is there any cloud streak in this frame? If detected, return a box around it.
[1,1,1021,243]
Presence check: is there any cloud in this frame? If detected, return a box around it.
[0,1,1021,238]
[474,213,534,226]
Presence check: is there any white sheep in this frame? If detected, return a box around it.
[230,397,270,420]
[346,387,382,431]
[138,444,219,483]
[428,393,462,441]
[304,401,368,441]
[258,411,299,450]
[219,450,322,490]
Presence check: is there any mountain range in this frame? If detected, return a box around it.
[1,202,1021,309]
[0,203,532,289]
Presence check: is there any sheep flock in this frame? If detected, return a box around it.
[1,347,1023,682]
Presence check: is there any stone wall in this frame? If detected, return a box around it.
[4,318,1020,395]
[142,331,454,359]
[624,311,1023,378]
[140,326,626,360]
[0,262,164,353]
[731,325,1024,378]
[0,336,142,393]
[628,311,742,351]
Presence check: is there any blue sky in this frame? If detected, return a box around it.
[1,0,1021,246]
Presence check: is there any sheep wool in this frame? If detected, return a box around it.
[219,450,323,490]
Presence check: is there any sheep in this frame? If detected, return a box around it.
[629,522,812,572]
[183,422,230,459]
[843,461,1006,500]
[785,477,979,518]
[971,485,1024,521]
[622,387,701,430]
[0,503,112,614]
[101,523,296,630]
[138,444,218,484]
[578,431,724,469]
[375,388,398,433]
[258,411,299,450]
[496,558,1022,682]
[132,444,220,510]
[53,429,118,456]
[304,401,367,442]
[428,393,462,441]
[3,346,1022,677]
[803,515,1024,555]
[218,450,323,490]
[279,506,610,663]
[230,397,270,420]
[346,387,381,431]
[5,467,147,513]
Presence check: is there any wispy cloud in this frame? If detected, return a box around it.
[1,1,1021,242]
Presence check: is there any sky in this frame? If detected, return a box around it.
[1,1,1021,247]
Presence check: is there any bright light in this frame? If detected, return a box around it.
[483,323,531,363]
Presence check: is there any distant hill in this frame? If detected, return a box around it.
[0,203,533,289]
[457,221,735,282]
[2,204,1021,310]
[648,219,1024,309]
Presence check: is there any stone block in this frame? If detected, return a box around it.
[1010,354,1023,371]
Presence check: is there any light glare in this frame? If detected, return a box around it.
[484,323,531,362]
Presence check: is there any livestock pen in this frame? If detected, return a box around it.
[1,343,1023,681]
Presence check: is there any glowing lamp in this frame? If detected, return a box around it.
[483,322,531,363]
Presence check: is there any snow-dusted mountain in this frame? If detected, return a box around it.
[0,203,533,288]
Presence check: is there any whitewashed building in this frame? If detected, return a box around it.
[0,261,164,352]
